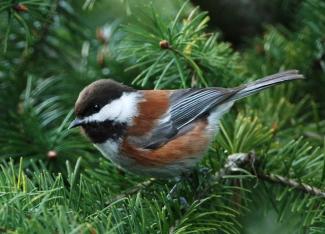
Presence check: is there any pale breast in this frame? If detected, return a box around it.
[95,140,135,170]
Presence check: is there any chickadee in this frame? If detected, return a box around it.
[69,70,304,178]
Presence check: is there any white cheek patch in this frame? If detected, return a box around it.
[85,92,141,124]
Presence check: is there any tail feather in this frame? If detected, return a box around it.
[229,70,304,101]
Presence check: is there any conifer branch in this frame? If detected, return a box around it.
[257,173,325,198]
[20,0,59,56]
[15,0,59,89]
[220,152,325,198]
[0,0,324,231]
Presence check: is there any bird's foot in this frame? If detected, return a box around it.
[167,182,179,200]
[166,178,189,208]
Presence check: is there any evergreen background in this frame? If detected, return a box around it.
[0,0,324,233]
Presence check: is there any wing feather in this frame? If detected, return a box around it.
[135,70,303,149]
[142,88,237,149]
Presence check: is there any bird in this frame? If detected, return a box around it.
[69,70,304,178]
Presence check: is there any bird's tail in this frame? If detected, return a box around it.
[229,70,304,102]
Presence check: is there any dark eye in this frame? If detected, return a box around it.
[93,104,100,112]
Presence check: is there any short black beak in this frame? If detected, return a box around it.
[68,118,83,129]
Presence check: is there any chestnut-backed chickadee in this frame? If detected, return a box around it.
[69,70,304,178]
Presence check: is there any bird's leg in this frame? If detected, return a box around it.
[166,167,212,207]
[198,167,211,176]
[167,177,190,209]
[167,176,182,200]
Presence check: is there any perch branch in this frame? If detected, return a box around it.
[105,152,325,206]
[219,152,325,198]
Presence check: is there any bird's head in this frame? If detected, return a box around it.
[69,79,138,143]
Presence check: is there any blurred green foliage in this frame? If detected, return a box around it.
[0,0,324,233]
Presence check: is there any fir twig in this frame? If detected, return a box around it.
[221,152,325,198]
[258,173,325,198]
[15,0,59,90]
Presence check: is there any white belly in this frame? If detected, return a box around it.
[95,139,199,178]
[95,140,134,169]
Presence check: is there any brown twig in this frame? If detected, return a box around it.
[258,173,325,198]
[219,152,325,198]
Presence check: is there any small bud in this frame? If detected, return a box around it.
[89,227,97,234]
[255,44,264,54]
[271,122,278,134]
[159,40,170,49]
[96,25,112,44]
[13,3,28,13]
[97,51,105,66]
[96,28,106,44]
[47,150,57,159]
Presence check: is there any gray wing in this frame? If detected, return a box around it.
[143,88,238,149]
[139,70,303,149]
